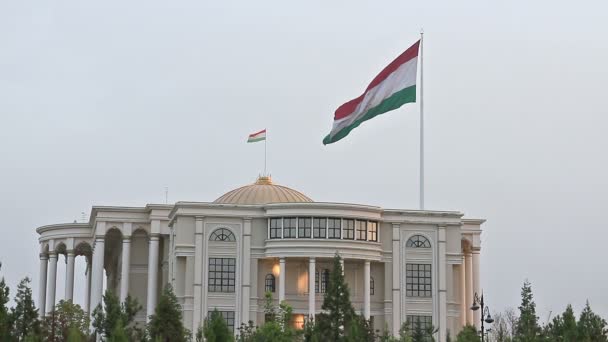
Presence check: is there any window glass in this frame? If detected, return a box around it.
[208,258,236,293]
[265,274,275,292]
[356,220,367,240]
[367,221,378,242]
[327,218,341,239]
[406,235,431,248]
[270,218,282,239]
[343,219,355,240]
[298,217,312,238]
[405,263,432,297]
[283,217,297,238]
[406,315,433,336]
[208,311,235,332]
[313,218,326,238]
[370,277,375,295]
[209,228,236,241]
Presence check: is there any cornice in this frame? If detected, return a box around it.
[36,223,91,234]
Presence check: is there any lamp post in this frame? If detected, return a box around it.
[471,291,494,342]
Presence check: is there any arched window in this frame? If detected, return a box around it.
[370,277,375,295]
[315,269,330,293]
[210,228,236,242]
[406,235,431,248]
[265,274,275,293]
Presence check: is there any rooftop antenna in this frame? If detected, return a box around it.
[165,186,169,204]
[81,212,86,222]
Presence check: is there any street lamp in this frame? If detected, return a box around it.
[471,291,493,342]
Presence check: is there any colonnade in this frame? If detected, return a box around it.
[460,247,481,329]
[37,233,162,324]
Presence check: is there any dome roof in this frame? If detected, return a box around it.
[214,176,313,205]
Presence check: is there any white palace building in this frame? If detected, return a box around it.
[36,175,484,340]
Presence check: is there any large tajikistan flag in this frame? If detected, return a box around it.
[323,40,420,145]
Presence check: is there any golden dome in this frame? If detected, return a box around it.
[214,176,313,205]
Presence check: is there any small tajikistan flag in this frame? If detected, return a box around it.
[247,129,267,143]
[323,40,420,145]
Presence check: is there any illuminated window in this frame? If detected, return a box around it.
[367,221,378,242]
[356,220,367,240]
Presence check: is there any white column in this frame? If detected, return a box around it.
[340,259,345,275]
[363,260,371,319]
[84,261,91,314]
[65,251,76,301]
[460,262,467,327]
[193,217,204,329]
[242,219,252,325]
[147,235,160,320]
[392,224,401,336]
[464,251,473,325]
[120,237,131,302]
[472,250,481,330]
[45,252,58,315]
[278,258,286,302]
[90,237,105,321]
[438,227,448,342]
[308,257,316,318]
[38,253,48,316]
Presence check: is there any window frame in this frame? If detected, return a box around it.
[298,217,312,238]
[370,276,375,296]
[269,218,282,239]
[327,218,341,239]
[208,258,236,293]
[356,220,367,240]
[343,219,355,240]
[313,218,326,239]
[406,315,433,335]
[283,217,297,238]
[209,310,235,332]
[264,273,276,293]
[405,263,432,297]
[367,221,378,242]
[406,234,431,248]
[209,228,236,242]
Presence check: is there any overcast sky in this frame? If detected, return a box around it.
[1,0,607,321]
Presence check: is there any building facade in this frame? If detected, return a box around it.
[36,176,484,340]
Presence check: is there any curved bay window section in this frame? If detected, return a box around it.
[267,216,379,242]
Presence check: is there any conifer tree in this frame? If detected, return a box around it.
[544,304,577,341]
[91,290,142,341]
[0,263,11,342]
[514,280,541,342]
[316,254,356,341]
[203,309,234,342]
[577,301,608,342]
[10,277,42,340]
[45,300,88,341]
[456,325,480,342]
[147,284,190,342]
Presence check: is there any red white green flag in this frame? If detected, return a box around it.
[247,129,266,143]
[323,40,420,145]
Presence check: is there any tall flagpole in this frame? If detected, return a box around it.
[419,30,425,210]
[264,130,267,175]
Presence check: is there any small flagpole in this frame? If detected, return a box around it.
[264,130,267,175]
[419,29,425,210]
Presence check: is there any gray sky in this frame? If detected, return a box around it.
[1,0,607,322]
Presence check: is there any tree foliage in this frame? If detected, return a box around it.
[0,263,11,342]
[456,325,480,342]
[43,299,88,341]
[514,280,542,342]
[147,284,190,342]
[203,309,234,342]
[91,290,142,341]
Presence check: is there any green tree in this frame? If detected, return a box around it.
[91,290,142,341]
[0,263,11,342]
[147,284,190,342]
[43,300,88,341]
[577,301,608,342]
[203,309,234,342]
[316,254,357,341]
[66,325,84,342]
[544,304,577,342]
[514,280,541,342]
[10,277,42,341]
[456,325,480,342]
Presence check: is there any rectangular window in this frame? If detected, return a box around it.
[406,263,432,297]
[270,218,282,239]
[356,220,367,240]
[406,315,433,334]
[313,218,326,238]
[343,219,355,240]
[367,221,378,242]
[298,217,311,238]
[208,258,236,293]
[209,310,235,332]
[283,217,297,238]
[327,218,341,239]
